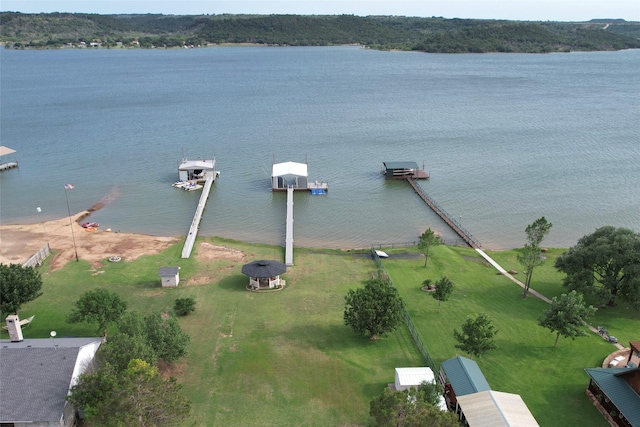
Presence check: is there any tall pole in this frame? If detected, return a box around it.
[64,186,79,262]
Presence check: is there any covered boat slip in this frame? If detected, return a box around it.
[271,161,328,192]
[0,146,18,171]
[178,158,217,184]
[382,161,429,180]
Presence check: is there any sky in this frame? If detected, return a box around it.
[1,0,639,22]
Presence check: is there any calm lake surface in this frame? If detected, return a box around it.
[1,46,639,250]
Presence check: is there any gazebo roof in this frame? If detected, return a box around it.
[241,260,287,278]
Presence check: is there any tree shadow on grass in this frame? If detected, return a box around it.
[283,323,377,352]
[217,275,248,292]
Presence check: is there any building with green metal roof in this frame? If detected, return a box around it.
[585,367,640,427]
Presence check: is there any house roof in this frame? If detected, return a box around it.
[0,338,103,423]
[456,390,539,426]
[441,356,491,397]
[585,367,640,425]
[158,266,180,276]
[383,161,418,170]
[395,367,435,387]
[272,161,307,178]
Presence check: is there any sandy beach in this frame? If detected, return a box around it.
[0,210,179,270]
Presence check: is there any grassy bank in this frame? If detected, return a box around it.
[6,238,637,426]
[381,244,638,427]
[9,239,423,426]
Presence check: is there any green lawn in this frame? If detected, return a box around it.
[380,244,632,427]
[8,239,423,427]
[6,239,637,426]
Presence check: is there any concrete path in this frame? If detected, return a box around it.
[474,248,624,350]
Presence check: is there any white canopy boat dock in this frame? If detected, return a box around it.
[271,160,328,266]
[0,146,18,171]
[179,156,218,259]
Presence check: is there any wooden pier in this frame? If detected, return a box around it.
[0,146,18,172]
[407,178,481,249]
[285,186,294,266]
[181,176,215,259]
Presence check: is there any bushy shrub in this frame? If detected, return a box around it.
[174,297,196,316]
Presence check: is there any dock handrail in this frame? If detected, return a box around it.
[407,178,481,249]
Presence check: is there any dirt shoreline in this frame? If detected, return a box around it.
[0,211,179,270]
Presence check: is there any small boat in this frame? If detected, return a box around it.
[183,183,203,191]
[172,180,189,188]
[81,222,99,228]
[374,250,389,258]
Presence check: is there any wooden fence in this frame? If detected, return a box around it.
[22,243,51,268]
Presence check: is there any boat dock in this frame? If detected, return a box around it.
[181,176,215,258]
[407,178,481,249]
[271,161,328,192]
[0,146,18,171]
[285,187,294,266]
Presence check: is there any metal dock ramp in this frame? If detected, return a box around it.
[285,186,294,266]
[181,176,214,259]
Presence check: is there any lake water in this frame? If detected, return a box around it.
[1,46,638,250]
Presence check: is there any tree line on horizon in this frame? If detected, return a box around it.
[1,12,639,52]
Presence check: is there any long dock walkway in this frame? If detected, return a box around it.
[407,178,481,249]
[181,176,214,259]
[285,186,294,266]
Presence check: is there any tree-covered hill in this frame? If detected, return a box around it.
[1,12,639,52]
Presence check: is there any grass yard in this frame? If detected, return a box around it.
[8,238,424,427]
[380,244,637,427]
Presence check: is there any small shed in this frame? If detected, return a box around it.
[158,267,180,287]
[395,367,436,391]
[272,161,308,190]
[394,367,447,411]
[241,260,286,290]
[456,390,540,426]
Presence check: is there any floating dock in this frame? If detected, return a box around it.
[182,176,215,258]
[285,187,294,266]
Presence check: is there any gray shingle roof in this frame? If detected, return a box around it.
[585,367,640,425]
[0,338,102,423]
[441,355,491,397]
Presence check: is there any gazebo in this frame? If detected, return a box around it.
[241,260,287,290]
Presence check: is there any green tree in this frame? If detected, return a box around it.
[417,380,444,407]
[174,297,196,316]
[0,263,43,317]
[117,311,190,363]
[97,333,157,372]
[432,276,454,313]
[344,277,404,340]
[454,313,498,358]
[418,228,441,267]
[144,313,190,363]
[369,388,458,427]
[517,217,552,297]
[68,359,190,426]
[555,226,640,308]
[66,288,127,334]
[539,291,597,347]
